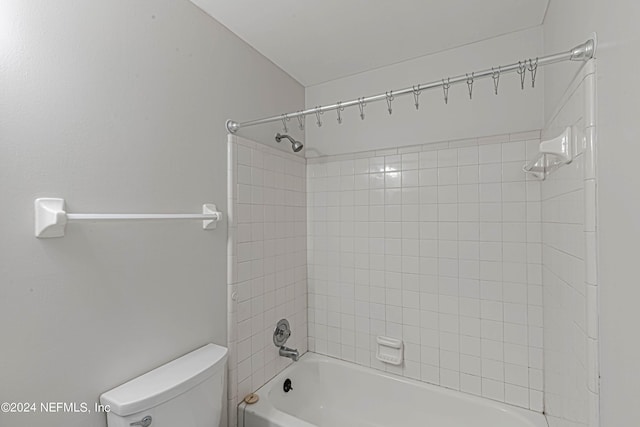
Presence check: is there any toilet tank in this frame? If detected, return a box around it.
[100,343,227,427]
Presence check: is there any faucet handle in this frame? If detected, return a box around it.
[273,319,291,347]
[275,325,290,340]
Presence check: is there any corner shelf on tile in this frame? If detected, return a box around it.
[34,198,222,238]
[523,126,582,180]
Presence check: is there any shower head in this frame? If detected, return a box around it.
[275,133,303,153]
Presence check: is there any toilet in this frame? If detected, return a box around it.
[100,343,227,427]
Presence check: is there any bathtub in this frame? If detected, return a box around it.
[238,353,547,427]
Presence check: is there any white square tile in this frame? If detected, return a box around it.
[440,368,460,390]
[481,339,503,361]
[505,383,530,408]
[528,368,543,391]
[460,373,482,395]
[529,390,543,412]
[505,363,528,387]
[419,169,438,186]
[502,141,526,162]
[421,364,440,384]
[504,343,528,366]
[419,151,438,169]
[460,354,481,374]
[458,147,479,166]
[458,186,479,204]
[479,164,502,183]
[438,167,458,185]
[439,204,458,222]
[438,149,458,167]
[479,183,501,202]
[481,319,503,341]
[482,358,504,381]
[459,166,479,184]
[354,158,369,174]
[479,144,502,164]
[438,185,458,203]
[301,133,583,408]
[402,153,420,170]
[402,170,419,187]
[482,378,505,401]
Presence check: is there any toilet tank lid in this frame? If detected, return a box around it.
[100,343,227,416]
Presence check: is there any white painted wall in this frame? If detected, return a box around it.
[544,2,640,426]
[305,27,544,157]
[0,2,303,427]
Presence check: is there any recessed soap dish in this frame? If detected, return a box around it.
[376,336,403,365]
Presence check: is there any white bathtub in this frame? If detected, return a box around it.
[238,353,547,427]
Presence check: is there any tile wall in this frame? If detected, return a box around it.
[227,135,308,427]
[307,130,545,410]
[542,61,599,427]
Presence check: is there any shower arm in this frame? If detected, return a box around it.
[275,133,296,144]
[226,38,595,134]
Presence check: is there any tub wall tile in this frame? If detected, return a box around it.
[307,130,544,411]
[541,62,599,427]
[227,136,307,426]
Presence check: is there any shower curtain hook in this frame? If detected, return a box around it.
[358,97,366,120]
[336,101,344,124]
[517,61,527,90]
[280,114,289,133]
[296,112,304,130]
[442,78,451,104]
[492,67,501,95]
[314,106,323,127]
[412,85,422,110]
[528,58,538,88]
[466,73,474,100]
[385,91,394,115]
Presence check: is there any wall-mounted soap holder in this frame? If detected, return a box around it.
[375,336,403,365]
[523,126,583,180]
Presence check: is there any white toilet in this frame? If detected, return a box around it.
[100,343,227,427]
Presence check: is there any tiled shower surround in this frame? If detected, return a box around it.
[542,62,599,427]
[226,135,307,427]
[306,131,545,410]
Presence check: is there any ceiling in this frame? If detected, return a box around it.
[191,0,549,87]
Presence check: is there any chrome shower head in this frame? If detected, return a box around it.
[275,133,303,153]
[291,140,303,153]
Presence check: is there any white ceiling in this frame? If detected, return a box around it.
[192,0,549,87]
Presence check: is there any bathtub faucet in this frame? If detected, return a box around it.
[279,346,300,362]
[274,319,299,361]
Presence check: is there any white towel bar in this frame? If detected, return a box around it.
[34,198,222,238]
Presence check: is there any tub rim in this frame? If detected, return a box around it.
[239,352,548,427]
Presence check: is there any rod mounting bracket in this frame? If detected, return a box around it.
[35,198,67,238]
[226,120,240,134]
[202,204,220,229]
[571,37,596,61]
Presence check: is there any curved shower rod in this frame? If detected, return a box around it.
[226,38,595,134]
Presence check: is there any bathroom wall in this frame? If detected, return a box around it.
[0,2,303,427]
[307,130,544,410]
[226,135,307,427]
[544,1,640,425]
[305,27,543,157]
[541,62,598,427]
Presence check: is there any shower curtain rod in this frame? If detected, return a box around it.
[226,39,595,134]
